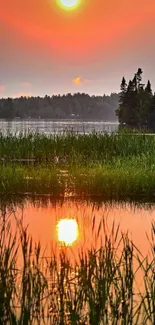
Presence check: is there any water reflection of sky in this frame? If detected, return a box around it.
[0,119,119,135]
[57,219,79,246]
[3,198,155,257]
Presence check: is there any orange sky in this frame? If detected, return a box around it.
[0,0,155,97]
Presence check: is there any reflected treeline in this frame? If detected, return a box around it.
[0,93,119,120]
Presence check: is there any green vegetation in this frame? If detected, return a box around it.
[0,132,155,199]
[0,162,155,200]
[0,213,155,324]
[0,131,155,164]
[116,68,155,130]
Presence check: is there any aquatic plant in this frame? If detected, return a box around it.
[0,132,155,166]
[0,162,155,200]
[1,132,155,200]
[0,210,155,324]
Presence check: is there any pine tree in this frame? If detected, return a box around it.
[116,77,127,124]
[135,68,143,90]
[145,80,152,95]
[148,90,155,132]
[123,80,138,126]
[138,80,153,127]
[117,69,154,128]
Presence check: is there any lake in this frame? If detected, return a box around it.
[2,197,154,256]
[0,119,119,135]
[1,197,155,323]
[0,122,154,323]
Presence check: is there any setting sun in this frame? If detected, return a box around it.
[57,0,80,10]
[57,219,79,246]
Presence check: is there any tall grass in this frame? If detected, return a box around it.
[0,132,155,165]
[1,132,155,199]
[0,209,155,324]
[0,162,155,200]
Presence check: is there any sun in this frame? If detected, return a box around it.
[57,0,80,10]
[57,219,79,246]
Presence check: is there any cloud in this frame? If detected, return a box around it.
[0,85,6,92]
[21,82,32,87]
[12,92,32,98]
[72,76,92,86]
[72,76,83,86]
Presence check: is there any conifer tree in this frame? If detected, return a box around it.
[148,92,155,130]
[123,79,138,126]
[117,69,154,128]
[116,77,127,124]
[138,80,153,127]
[135,68,143,90]
[145,80,152,95]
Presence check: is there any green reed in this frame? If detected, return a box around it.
[1,132,155,199]
[0,132,155,165]
[0,162,155,200]
[0,209,155,324]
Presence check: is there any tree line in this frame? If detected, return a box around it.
[116,68,155,130]
[0,93,119,120]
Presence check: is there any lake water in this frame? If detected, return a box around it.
[1,197,155,323]
[0,121,154,322]
[3,198,155,256]
[0,119,119,135]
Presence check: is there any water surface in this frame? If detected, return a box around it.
[2,198,155,256]
[0,119,118,135]
[1,197,155,322]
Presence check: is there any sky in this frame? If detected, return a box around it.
[0,0,155,98]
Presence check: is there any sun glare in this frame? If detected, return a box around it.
[57,219,79,246]
[57,0,80,10]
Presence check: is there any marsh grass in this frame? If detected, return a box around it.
[0,207,155,324]
[1,132,155,199]
[0,132,155,165]
[0,163,155,200]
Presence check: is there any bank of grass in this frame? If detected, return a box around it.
[0,159,155,199]
[1,132,155,199]
[0,131,155,164]
[0,212,155,324]
[0,164,64,196]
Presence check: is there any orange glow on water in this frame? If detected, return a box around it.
[57,218,79,246]
[57,0,81,10]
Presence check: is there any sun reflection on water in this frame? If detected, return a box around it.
[57,219,79,246]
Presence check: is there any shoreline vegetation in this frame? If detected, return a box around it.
[116,68,155,131]
[0,131,155,199]
[0,213,155,324]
